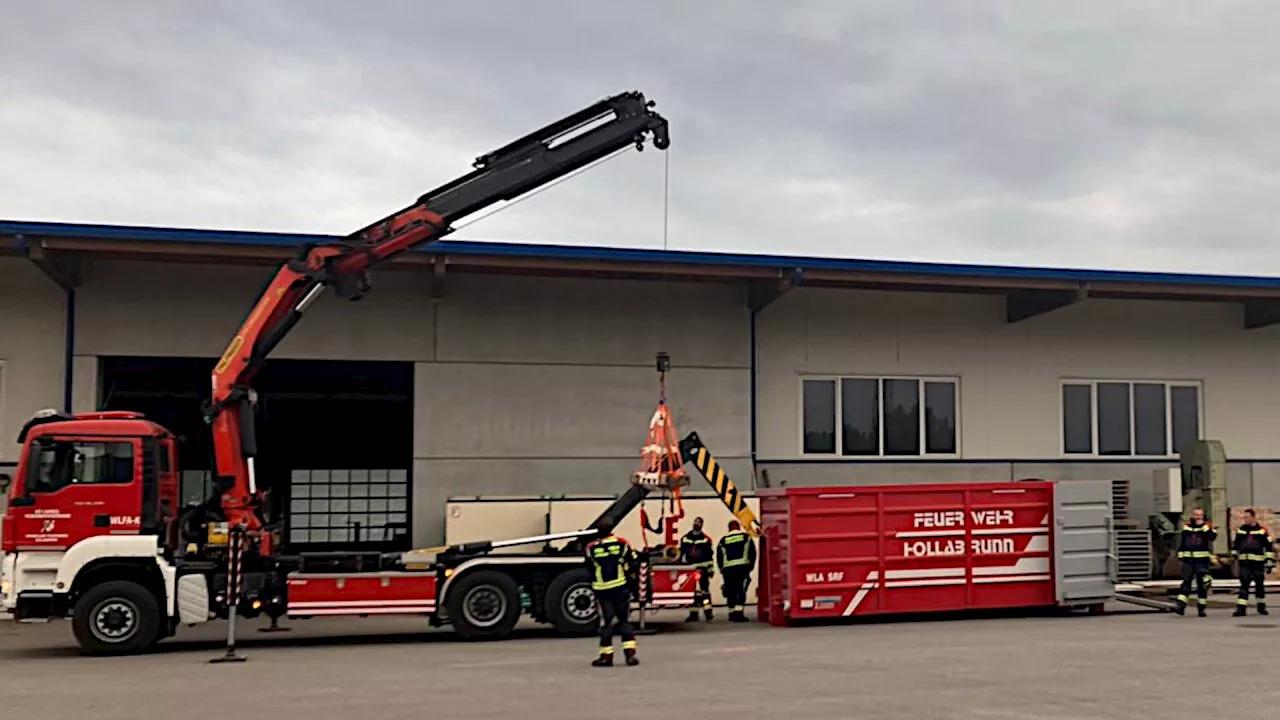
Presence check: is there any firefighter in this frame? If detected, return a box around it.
[585,529,639,667]
[680,516,715,622]
[1175,507,1217,617]
[717,519,757,623]
[1232,508,1274,617]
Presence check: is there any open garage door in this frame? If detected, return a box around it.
[99,356,413,553]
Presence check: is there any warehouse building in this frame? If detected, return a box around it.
[4,219,1280,550]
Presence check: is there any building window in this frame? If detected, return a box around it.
[802,376,959,457]
[1060,380,1201,457]
[287,468,410,544]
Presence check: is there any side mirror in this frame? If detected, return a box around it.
[0,473,10,493]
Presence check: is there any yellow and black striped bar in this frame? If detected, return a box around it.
[678,432,760,537]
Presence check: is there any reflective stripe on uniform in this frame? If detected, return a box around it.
[589,537,631,590]
[720,531,752,568]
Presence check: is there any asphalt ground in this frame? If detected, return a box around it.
[1,603,1276,720]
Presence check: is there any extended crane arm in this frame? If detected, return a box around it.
[204,92,670,545]
[678,432,760,537]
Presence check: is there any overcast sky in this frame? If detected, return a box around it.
[3,1,1280,274]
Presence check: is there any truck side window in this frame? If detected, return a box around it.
[29,441,135,493]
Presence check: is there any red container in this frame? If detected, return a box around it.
[757,482,1060,625]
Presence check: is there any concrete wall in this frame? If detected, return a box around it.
[414,273,751,544]
[63,261,753,545]
[0,258,67,462]
[754,286,1280,519]
[10,257,1280,544]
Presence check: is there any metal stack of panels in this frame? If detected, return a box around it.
[1111,479,1131,524]
[1110,479,1153,581]
[1115,529,1153,581]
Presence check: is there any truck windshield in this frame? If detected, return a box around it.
[28,441,135,493]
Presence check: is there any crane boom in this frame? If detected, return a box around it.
[204,92,670,553]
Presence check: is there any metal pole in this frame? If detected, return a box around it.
[211,525,248,663]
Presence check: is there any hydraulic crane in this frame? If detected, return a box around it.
[2,91,674,654]
[203,91,670,560]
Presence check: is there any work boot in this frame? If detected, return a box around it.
[1259,603,1269,615]
[1234,604,1247,617]
[1174,601,1186,616]
[592,653,613,667]
[686,611,699,623]
[731,610,748,623]
[624,649,639,666]
[703,607,714,622]
[1197,604,1207,617]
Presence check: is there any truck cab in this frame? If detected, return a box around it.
[1,410,181,647]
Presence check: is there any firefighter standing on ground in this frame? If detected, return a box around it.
[585,529,639,667]
[717,520,756,622]
[681,517,716,622]
[1175,507,1216,617]
[1233,508,1275,617]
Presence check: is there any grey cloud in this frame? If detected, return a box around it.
[3,0,1280,274]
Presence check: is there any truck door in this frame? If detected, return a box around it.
[10,437,142,550]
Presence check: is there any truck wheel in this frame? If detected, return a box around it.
[72,580,162,655]
[446,570,521,640]
[545,568,599,635]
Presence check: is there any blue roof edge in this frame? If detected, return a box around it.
[4,218,1280,289]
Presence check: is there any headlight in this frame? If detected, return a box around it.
[1,580,10,597]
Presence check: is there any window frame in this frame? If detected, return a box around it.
[1058,378,1204,458]
[25,437,139,495]
[798,374,962,459]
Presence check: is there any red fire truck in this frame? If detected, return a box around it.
[1,91,695,654]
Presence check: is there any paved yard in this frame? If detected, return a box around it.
[1,604,1276,720]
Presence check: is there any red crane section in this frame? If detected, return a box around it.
[204,92,670,555]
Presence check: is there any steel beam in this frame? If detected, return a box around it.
[748,267,803,312]
[1005,286,1088,324]
[1243,299,1280,329]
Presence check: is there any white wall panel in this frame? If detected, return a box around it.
[436,274,748,368]
[756,287,1280,461]
[75,261,436,361]
[0,258,66,461]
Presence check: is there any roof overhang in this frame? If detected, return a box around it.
[5,219,1280,328]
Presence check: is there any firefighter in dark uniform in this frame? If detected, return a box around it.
[680,516,715,622]
[1175,507,1217,617]
[717,520,757,623]
[585,531,639,667]
[1233,508,1274,617]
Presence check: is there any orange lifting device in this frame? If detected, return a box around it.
[634,352,690,560]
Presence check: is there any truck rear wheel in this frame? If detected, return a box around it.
[446,570,521,640]
[545,568,599,635]
[72,580,162,655]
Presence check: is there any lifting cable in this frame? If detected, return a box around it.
[636,148,684,559]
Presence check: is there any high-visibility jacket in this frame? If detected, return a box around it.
[1233,523,1275,564]
[717,530,757,571]
[680,530,715,568]
[587,535,637,591]
[1177,521,1217,560]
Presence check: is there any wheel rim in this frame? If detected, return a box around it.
[461,585,507,628]
[563,584,597,623]
[90,598,139,644]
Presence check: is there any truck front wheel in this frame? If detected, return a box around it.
[72,580,162,655]
[445,570,521,640]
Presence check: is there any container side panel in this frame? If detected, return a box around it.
[788,489,881,617]
[1052,480,1117,605]
[782,482,1057,621]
